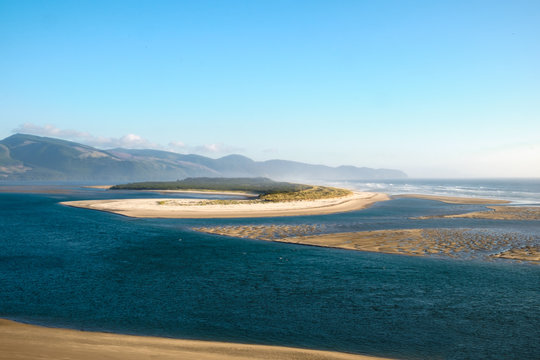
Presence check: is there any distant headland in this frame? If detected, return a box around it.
[0,133,407,181]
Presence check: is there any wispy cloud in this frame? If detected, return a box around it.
[191,143,244,154]
[13,123,243,156]
[14,123,160,149]
[168,140,186,151]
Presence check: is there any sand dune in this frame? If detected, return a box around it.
[0,319,394,360]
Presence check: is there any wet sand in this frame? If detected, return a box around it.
[444,206,540,220]
[60,192,389,218]
[193,226,539,262]
[394,194,510,204]
[492,246,540,262]
[0,319,393,360]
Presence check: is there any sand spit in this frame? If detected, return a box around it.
[193,226,539,262]
[0,319,394,360]
[394,194,510,204]
[196,224,326,241]
[60,192,389,219]
[443,206,540,220]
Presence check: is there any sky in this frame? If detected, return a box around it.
[1,0,539,178]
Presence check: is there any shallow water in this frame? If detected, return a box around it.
[0,186,539,359]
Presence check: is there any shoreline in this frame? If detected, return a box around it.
[393,193,510,204]
[0,319,394,360]
[60,191,389,218]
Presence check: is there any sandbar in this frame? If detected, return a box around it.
[0,319,394,360]
[442,206,540,220]
[394,194,510,204]
[60,192,389,218]
[492,246,540,262]
[193,226,539,262]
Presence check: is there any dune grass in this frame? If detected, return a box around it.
[117,178,353,203]
[261,186,352,202]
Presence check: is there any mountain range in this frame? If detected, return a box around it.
[0,134,406,182]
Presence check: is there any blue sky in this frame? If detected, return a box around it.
[1,0,539,177]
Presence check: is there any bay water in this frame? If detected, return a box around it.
[0,180,539,359]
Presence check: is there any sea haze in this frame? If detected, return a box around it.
[1,180,539,359]
[337,178,540,204]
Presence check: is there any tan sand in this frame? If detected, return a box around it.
[492,246,540,262]
[195,224,326,241]
[60,192,389,218]
[0,319,394,360]
[193,226,539,262]
[394,194,510,204]
[444,206,540,220]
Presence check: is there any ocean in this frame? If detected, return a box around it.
[336,178,540,204]
[0,179,539,359]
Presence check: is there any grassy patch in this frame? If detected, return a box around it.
[114,177,352,202]
[261,186,352,202]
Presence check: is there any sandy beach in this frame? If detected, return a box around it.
[0,319,394,360]
[60,192,389,218]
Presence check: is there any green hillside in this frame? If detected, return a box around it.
[0,134,407,181]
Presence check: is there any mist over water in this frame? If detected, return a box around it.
[333,178,540,204]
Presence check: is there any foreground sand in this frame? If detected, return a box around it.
[193,226,539,262]
[393,194,510,204]
[60,192,389,218]
[0,319,394,360]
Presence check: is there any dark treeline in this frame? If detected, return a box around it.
[110,177,311,194]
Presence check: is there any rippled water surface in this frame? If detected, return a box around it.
[0,183,539,359]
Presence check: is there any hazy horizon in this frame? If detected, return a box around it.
[2,1,539,178]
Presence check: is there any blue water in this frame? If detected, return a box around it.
[0,182,539,359]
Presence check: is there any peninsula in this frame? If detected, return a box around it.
[61,177,389,218]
